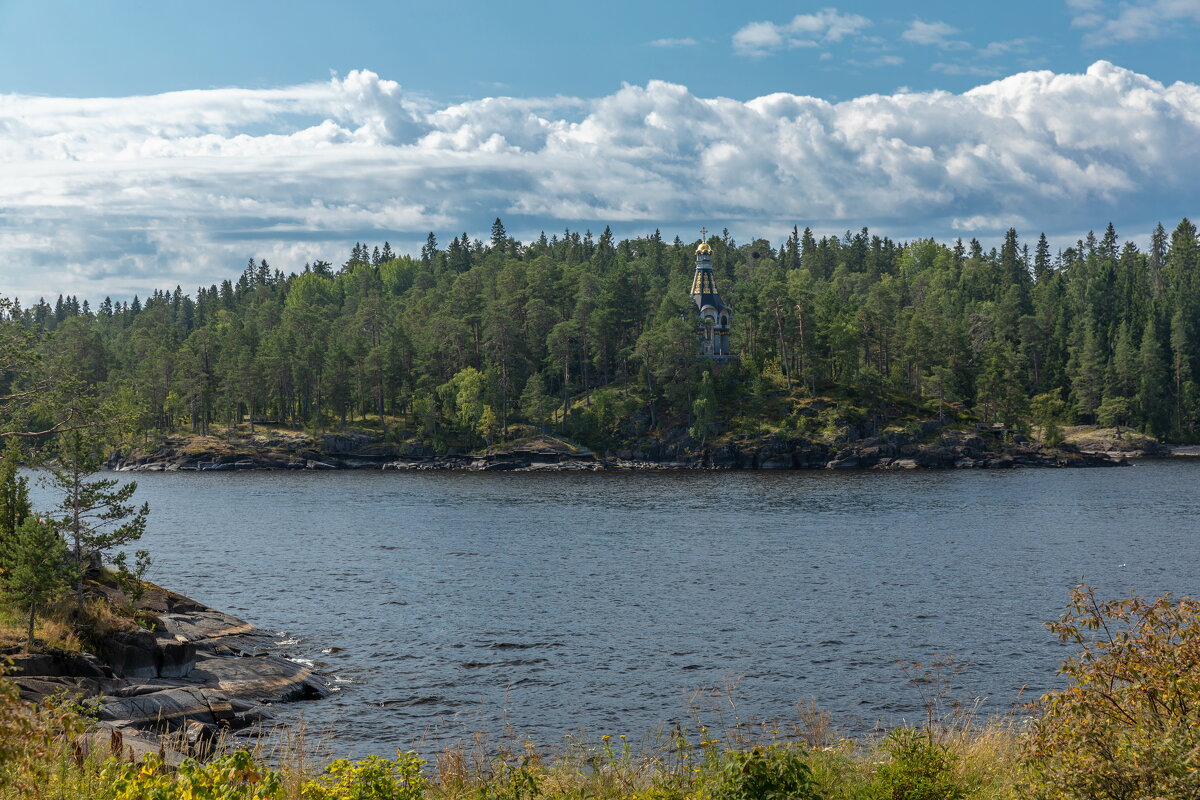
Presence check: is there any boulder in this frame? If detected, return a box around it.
[758,454,795,469]
[825,457,860,470]
[96,630,196,680]
[97,630,160,679]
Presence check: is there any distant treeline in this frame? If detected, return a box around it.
[10,217,1200,447]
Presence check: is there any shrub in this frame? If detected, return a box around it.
[98,751,285,800]
[872,728,966,800]
[1024,584,1200,799]
[302,751,428,800]
[706,745,823,800]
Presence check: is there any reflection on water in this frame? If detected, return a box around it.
[29,463,1200,756]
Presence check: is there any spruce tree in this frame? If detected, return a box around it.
[491,218,507,253]
[1138,320,1169,436]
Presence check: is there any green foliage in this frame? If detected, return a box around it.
[1025,584,1200,799]
[473,756,541,800]
[518,373,552,430]
[1095,396,1133,429]
[440,368,487,446]
[111,548,151,611]
[872,728,966,800]
[98,751,285,800]
[7,218,1200,457]
[48,430,149,585]
[0,438,31,562]
[0,516,73,650]
[1030,391,1069,446]
[302,751,428,800]
[689,372,717,448]
[704,745,823,800]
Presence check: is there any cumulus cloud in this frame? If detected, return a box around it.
[3,62,1200,300]
[733,9,872,56]
[1069,0,1200,44]
[901,20,970,49]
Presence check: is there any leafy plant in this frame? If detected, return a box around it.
[473,755,541,800]
[1024,584,1200,799]
[302,751,428,800]
[872,728,966,800]
[98,751,284,800]
[706,745,823,800]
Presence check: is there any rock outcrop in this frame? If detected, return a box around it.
[109,427,1135,473]
[6,585,326,760]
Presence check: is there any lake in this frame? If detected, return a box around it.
[28,462,1200,757]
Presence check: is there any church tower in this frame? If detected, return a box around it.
[690,228,732,358]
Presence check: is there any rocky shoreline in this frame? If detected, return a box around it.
[106,428,1153,473]
[5,584,327,763]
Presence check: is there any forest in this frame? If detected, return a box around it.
[8,217,1200,452]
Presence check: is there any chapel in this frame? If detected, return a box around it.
[690,229,733,358]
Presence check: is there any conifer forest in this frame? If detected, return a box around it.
[11,218,1200,451]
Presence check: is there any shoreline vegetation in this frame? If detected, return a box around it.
[8,220,1200,479]
[1,583,1199,799]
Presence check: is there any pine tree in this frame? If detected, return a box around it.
[1,516,72,651]
[48,431,149,602]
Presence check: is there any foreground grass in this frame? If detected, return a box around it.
[0,684,1026,800]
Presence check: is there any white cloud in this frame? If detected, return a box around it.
[978,38,1035,58]
[848,55,906,68]
[1069,0,1200,44]
[3,62,1200,301]
[649,37,700,48]
[733,9,872,57]
[901,20,970,49]
[932,62,1004,77]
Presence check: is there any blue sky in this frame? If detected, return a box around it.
[2,1,1197,101]
[2,0,1200,300]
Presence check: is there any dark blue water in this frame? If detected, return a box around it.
[28,463,1200,756]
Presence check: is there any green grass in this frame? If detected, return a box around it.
[0,696,1027,800]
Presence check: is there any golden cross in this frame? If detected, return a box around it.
[699,226,708,239]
